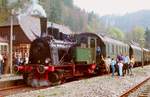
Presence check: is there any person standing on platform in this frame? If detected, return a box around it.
[110,58,116,77]
[0,54,3,78]
[118,61,123,77]
[124,55,130,75]
[116,54,123,76]
[105,56,111,73]
[129,55,135,75]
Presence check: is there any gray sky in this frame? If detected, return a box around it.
[74,0,150,16]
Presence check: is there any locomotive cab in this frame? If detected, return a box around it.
[73,35,97,64]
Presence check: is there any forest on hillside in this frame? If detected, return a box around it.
[0,0,150,48]
[0,0,105,33]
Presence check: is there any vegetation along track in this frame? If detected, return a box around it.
[120,77,150,97]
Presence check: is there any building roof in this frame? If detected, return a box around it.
[1,15,73,42]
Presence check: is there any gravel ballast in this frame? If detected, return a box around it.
[7,65,150,97]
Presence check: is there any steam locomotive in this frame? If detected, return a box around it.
[14,19,150,87]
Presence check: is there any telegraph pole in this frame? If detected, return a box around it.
[10,9,14,73]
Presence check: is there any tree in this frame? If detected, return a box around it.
[63,0,73,7]
[130,26,145,44]
[0,0,9,25]
[145,27,150,48]
[0,0,105,33]
[107,27,125,40]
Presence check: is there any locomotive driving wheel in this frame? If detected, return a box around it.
[48,71,63,85]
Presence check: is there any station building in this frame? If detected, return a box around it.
[0,18,73,59]
[0,24,31,58]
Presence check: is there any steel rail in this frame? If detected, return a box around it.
[120,76,150,97]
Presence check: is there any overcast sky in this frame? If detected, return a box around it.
[74,0,150,16]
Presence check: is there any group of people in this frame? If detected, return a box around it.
[105,54,135,77]
[13,53,29,66]
[0,52,29,78]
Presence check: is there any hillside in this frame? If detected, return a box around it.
[101,10,150,32]
[0,0,104,33]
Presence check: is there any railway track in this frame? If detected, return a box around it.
[0,84,26,91]
[120,77,150,97]
[138,85,150,97]
[0,75,93,97]
[0,84,31,97]
[0,84,49,97]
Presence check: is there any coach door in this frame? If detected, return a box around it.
[88,37,97,63]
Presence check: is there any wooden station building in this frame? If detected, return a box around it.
[0,24,31,58]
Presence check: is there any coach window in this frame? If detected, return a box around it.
[110,44,113,54]
[114,45,116,55]
[122,46,124,54]
[121,46,123,54]
[116,45,118,54]
[109,44,111,54]
[118,46,120,54]
[80,37,87,48]
[123,46,125,54]
[112,44,114,54]
[115,45,117,54]
[126,46,128,53]
[90,38,96,48]
[121,46,124,54]
[110,44,112,54]
[119,46,121,53]
[113,45,115,55]
[107,44,109,54]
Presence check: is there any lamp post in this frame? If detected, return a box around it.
[10,9,18,74]
[10,9,14,74]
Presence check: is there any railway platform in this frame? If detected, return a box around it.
[0,74,23,89]
[0,74,22,82]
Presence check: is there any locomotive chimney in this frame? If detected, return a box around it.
[40,17,47,37]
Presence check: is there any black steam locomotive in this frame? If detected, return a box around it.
[15,19,150,87]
